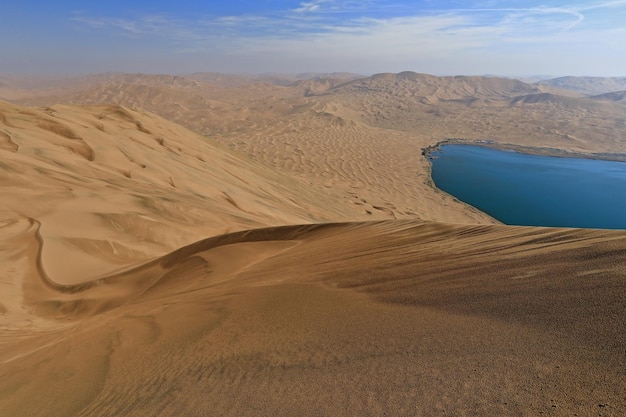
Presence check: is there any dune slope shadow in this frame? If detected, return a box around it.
[1,219,626,417]
[25,219,347,319]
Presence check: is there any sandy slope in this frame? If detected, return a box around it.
[1,73,626,416]
[1,220,625,416]
[0,99,359,270]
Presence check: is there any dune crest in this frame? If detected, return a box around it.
[2,220,626,416]
[0,100,370,283]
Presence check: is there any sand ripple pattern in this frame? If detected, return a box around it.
[1,220,626,416]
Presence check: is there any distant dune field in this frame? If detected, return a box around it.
[1,73,626,416]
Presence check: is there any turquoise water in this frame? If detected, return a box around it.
[429,144,626,229]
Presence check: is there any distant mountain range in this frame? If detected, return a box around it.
[4,71,626,157]
[537,76,626,96]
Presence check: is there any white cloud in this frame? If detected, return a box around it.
[66,1,626,75]
[293,1,326,13]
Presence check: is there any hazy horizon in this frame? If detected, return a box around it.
[0,70,574,81]
[3,1,626,77]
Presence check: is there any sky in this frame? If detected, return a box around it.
[1,0,626,77]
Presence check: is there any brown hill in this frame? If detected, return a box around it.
[335,72,532,102]
[507,92,613,111]
[591,90,626,102]
[510,92,568,105]
[539,76,626,95]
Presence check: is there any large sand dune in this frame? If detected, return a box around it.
[1,220,625,416]
[1,73,626,415]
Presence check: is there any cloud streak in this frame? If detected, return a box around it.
[71,2,614,45]
[19,1,626,75]
[293,0,330,13]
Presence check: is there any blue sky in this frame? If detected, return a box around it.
[2,1,626,76]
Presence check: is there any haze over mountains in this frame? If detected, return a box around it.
[538,76,626,96]
[1,72,626,416]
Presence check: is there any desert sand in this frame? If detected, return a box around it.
[1,73,626,416]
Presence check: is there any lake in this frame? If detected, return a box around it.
[429,144,626,229]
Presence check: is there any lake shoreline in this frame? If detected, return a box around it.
[426,143,626,229]
[422,138,626,163]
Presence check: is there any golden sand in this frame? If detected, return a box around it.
[1,73,626,416]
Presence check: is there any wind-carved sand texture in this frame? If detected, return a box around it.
[1,72,626,416]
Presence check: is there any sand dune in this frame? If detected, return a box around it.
[1,220,625,416]
[2,73,626,416]
[0,100,365,285]
[14,72,626,153]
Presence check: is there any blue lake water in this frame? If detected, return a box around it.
[429,144,626,229]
